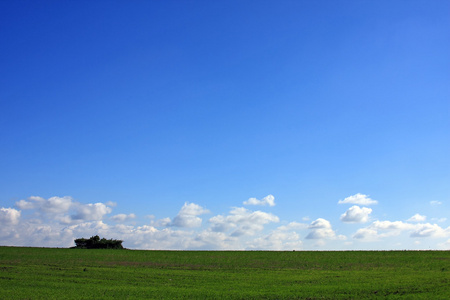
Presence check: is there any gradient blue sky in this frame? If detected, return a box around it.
[1,1,449,250]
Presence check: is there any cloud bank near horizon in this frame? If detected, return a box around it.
[1,194,449,250]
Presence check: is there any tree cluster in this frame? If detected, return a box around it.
[73,235,123,249]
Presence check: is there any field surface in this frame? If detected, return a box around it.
[0,247,449,299]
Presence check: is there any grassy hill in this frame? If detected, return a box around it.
[0,247,449,299]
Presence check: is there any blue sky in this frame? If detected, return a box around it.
[1,1,449,250]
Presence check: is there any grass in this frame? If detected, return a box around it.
[0,247,449,299]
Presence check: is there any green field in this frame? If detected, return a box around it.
[0,247,449,299]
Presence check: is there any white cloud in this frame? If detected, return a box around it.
[110,213,136,223]
[43,196,73,214]
[208,207,279,237]
[308,218,332,229]
[179,202,209,216]
[338,193,378,205]
[15,199,35,210]
[340,206,372,223]
[248,230,303,250]
[353,221,408,241]
[353,220,450,241]
[106,201,117,207]
[151,217,172,227]
[66,220,110,235]
[2,196,211,249]
[65,221,199,250]
[306,218,345,240]
[247,221,307,250]
[16,196,73,214]
[209,214,235,232]
[15,196,114,224]
[72,203,112,222]
[0,207,21,225]
[4,196,282,249]
[353,227,379,241]
[430,201,442,206]
[122,226,198,250]
[192,231,239,250]
[196,218,302,250]
[3,194,449,250]
[410,223,450,238]
[431,217,447,223]
[438,239,450,250]
[276,222,308,231]
[243,195,275,207]
[408,214,426,222]
[170,202,209,228]
[372,220,415,232]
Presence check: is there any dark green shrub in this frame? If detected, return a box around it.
[73,235,123,249]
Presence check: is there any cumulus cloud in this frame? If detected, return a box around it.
[66,220,110,234]
[15,199,34,210]
[3,196,214,249]
[353,227,379,241]
[15,196,113,224]
[248,230,303,250]
[0,195,125,248]
[338,193,378,205]
[430,201,442,206]
[0,207,21,225]
[432,217,447,223]
[110,213,136,223]
[354,220,450,241]
[1,195,294,249]
[306,218,345,240]
[106,201,117,207]
[120,225,199,250]
[438,239,450,249]
[3,193,449,250]
[410,223,450,238]
[353,222,404,241]
[209,207,279,237]
[209,214,234,233]
[192,231,239,250]
[170,202,209,228]
[243,195,275,207]
[372,220,415,232]
[340,206,372,223]
[194,219,304,250]
[247,221,308,250]
[16,196,73,214]
[408,214,426,222]
[64,221,197,250]
[276,222,309,231]
[71,203,112,222]
[151,217,172,227]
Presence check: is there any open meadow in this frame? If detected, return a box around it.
[0,247,449,299]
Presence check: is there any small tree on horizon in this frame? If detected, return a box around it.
[73,235,124,249]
